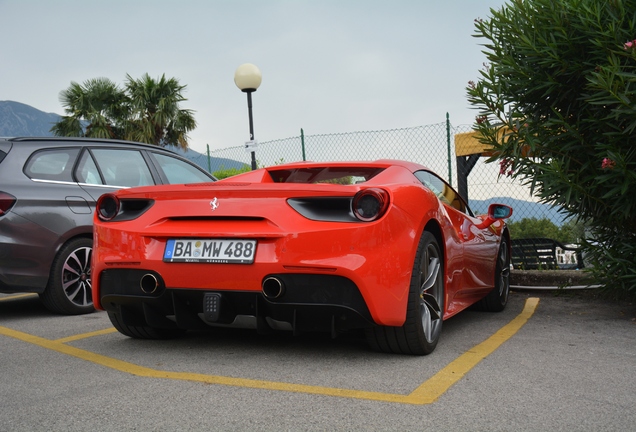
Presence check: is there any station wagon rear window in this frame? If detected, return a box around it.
[24,148,80,182]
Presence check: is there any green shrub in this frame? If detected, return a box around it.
[213,165,251,179]
[507,217,585,245]
[467,0,636,298]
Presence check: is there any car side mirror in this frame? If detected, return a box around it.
[475,204,513,229]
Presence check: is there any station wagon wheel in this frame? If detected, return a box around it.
[474,236,510,312]
[366,231,444,355]
[40,238,94,315]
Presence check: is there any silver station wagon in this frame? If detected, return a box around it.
[0,137,216,314]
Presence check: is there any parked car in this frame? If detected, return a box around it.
[0,137,216,315]
[92,159,511,355]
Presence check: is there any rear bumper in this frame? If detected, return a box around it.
[0,214,61,292]
[99,269,374,334]
[0,257,48,293]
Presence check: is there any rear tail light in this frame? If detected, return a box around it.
[96,194,154,222]
[352,188,390,222]
[0,192,16,216]
[97,194,121,221]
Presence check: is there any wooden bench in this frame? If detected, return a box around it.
[511,237,584,270]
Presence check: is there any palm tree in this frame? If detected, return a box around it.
[51,78,128,139]
[51,74,196,149]
[124,74,196,149]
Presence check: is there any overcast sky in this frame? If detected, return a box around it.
[1,0,506,154]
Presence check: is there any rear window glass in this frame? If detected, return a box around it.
[151,152,214,184]
[91,149,154,188]
[267,167,384,184]
[414,170,473,216]
[75,150,103,185]
[24,148,80,182]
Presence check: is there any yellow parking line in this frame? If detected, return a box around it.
[56,327,119,343]
[409,296,540,403]
[0,297,539,405]
[0,293,38,302]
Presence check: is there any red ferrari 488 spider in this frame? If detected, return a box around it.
[92,160,512,355]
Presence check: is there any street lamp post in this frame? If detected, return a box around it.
[234,63,262,170]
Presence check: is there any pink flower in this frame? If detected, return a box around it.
[601,158,616,169]
[624,39,636,50]
[499,158,514,177]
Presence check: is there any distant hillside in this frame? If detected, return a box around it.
[164,146,248,173]
[470,197,568,226]
[0,100,60,136]
[0,100,244,173]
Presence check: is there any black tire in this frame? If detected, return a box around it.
[474,237,510,312]
[40,238,94,315]
[107,311,185,340]
[366,231,444,355]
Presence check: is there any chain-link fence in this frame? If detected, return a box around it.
[188,118,564,225]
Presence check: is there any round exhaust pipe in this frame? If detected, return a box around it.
[262,277,285,299]
[140,273,159,294]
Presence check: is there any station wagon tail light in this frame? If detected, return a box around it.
[97,194,121,221]
[352,188,390,222]
[0,192,16,216]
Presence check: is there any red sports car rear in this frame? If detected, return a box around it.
[93,160,511,355]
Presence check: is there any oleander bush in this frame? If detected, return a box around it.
[467,0,636,298]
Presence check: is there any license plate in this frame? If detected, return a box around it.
[163,239,257,264]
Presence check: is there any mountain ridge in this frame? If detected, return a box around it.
[0,100,61,137]
[470,196,567,225]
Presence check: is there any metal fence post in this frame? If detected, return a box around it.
[446,113,452,186]
[301,128,306,161]
[206,144,211,173]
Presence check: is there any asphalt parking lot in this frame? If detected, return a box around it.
[1,289,634,431]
